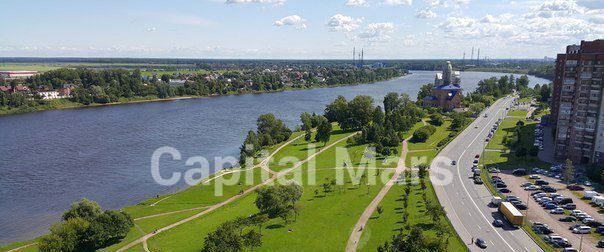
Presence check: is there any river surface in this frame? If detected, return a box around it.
[0,71,550,244]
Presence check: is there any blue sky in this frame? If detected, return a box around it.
[0,0,602,59]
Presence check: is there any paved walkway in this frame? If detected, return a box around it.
[345,120,426,251]
[118,132,358,252]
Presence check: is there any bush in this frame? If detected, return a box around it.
[412,126,434,142]
[429,114,444,126]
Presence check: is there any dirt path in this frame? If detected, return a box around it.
[118,132,358,252]
[345,119,427,252]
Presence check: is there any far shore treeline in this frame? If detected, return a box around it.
[0,66,404,114]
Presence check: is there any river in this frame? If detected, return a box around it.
[0,71,550,244]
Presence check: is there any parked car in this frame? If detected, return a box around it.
[495,183,508,188]
[559,216,577,222]
[488,167,500,173]
[596,226,604,234]
[521,182,533,187]
[598,240,604,248]
[544,203,557,210]
[499,188,511,193]
[570,210,584,217]
[451,160,456,165]
[513,169,527,176]
[563,203,576,210]
[585,220,602,228]
[567,184,584,191]
[535,180,549,186]
[529,175,540,179]
[513,202,528,210]
[562,248,578,252]
[572,226,592,234]
[542,186,557,192]
[525,185,539,191]
[550,208,565,214]
[493,219,504,227]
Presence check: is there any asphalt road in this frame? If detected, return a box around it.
[431,96,543,252]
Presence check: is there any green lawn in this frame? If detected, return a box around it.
[123,166,269,219]
[145,133,393,251]
[483,116,549,170]
[507,109,528,117]
[408,120,453,151]
[358,174,465,252]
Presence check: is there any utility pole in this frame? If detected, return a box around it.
[462,52,466,68]
[471,47,474,63]
[353,47,356,65]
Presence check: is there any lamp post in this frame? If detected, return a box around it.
[579,233,584,252]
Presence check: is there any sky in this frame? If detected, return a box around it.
[0,0,602,59]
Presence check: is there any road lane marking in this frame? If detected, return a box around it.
[453,98,520,252]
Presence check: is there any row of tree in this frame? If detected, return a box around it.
[39,199,133,252]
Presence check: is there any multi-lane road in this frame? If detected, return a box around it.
[431,96,543,252]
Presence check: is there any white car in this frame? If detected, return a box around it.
[582,217,595,224]
[529,175,540,179]
[572,226,592,234]
[570,210,584,216]
[550,208,565,214]
[525,185,540,191]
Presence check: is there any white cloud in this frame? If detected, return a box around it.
[525,0,586,19]
[225,0,285,5]
[274,15,307,29]
[424,0,443,6]
[345,0,367,6]
[145,27,156,32]
[327,14,363,32]
[383,0,412,6]
[416,7,437,18]
[358,22,395,42]
[452,0,469,5]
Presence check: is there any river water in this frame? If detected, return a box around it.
[0,71,550,244]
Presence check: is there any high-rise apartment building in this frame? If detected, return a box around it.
[551,39,604,164]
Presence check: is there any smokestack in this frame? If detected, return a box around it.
[476,48,480,65]
[471,47,474,62]
[353,47,356,64]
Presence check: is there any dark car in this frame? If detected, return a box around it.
[495,183,507,188]
[569,224,582,231]
[499,188,511,193]
[553,240,572,248]
[475,154,480,159]
[535,226,554,234]
[567,184,585,191]
[596,226,604,234]
[535,180,549,186]
[542,186,557,192]
[586,220,602,228]
[563,203,576,210]
[513,202,528,210]
[598,240,604,248]
[559,216,577,222]
[493,219,504,227]
[473,159,479,164]
[513,169,527,176]
[531,191,545,196]
[474,177,483,184]
[451,160,457,165]
[475,238,487,249]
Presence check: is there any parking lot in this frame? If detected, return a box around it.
[498,172,601,251]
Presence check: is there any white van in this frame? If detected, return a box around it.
[592,195,604,207]
[584,191,599,199]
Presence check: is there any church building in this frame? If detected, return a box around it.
[422,61,463,110]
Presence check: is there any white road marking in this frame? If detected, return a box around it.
[454,98,519,252]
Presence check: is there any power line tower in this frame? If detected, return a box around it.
[471,47,474,63]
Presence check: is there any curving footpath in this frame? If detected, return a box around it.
[118,132,358,252]
[345,129,422,251]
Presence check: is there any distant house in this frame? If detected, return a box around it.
[422,61,463,110]
[0,71,38,78]
[0,85,30,93]
[39,90,60,100]
[168,79,186,87]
